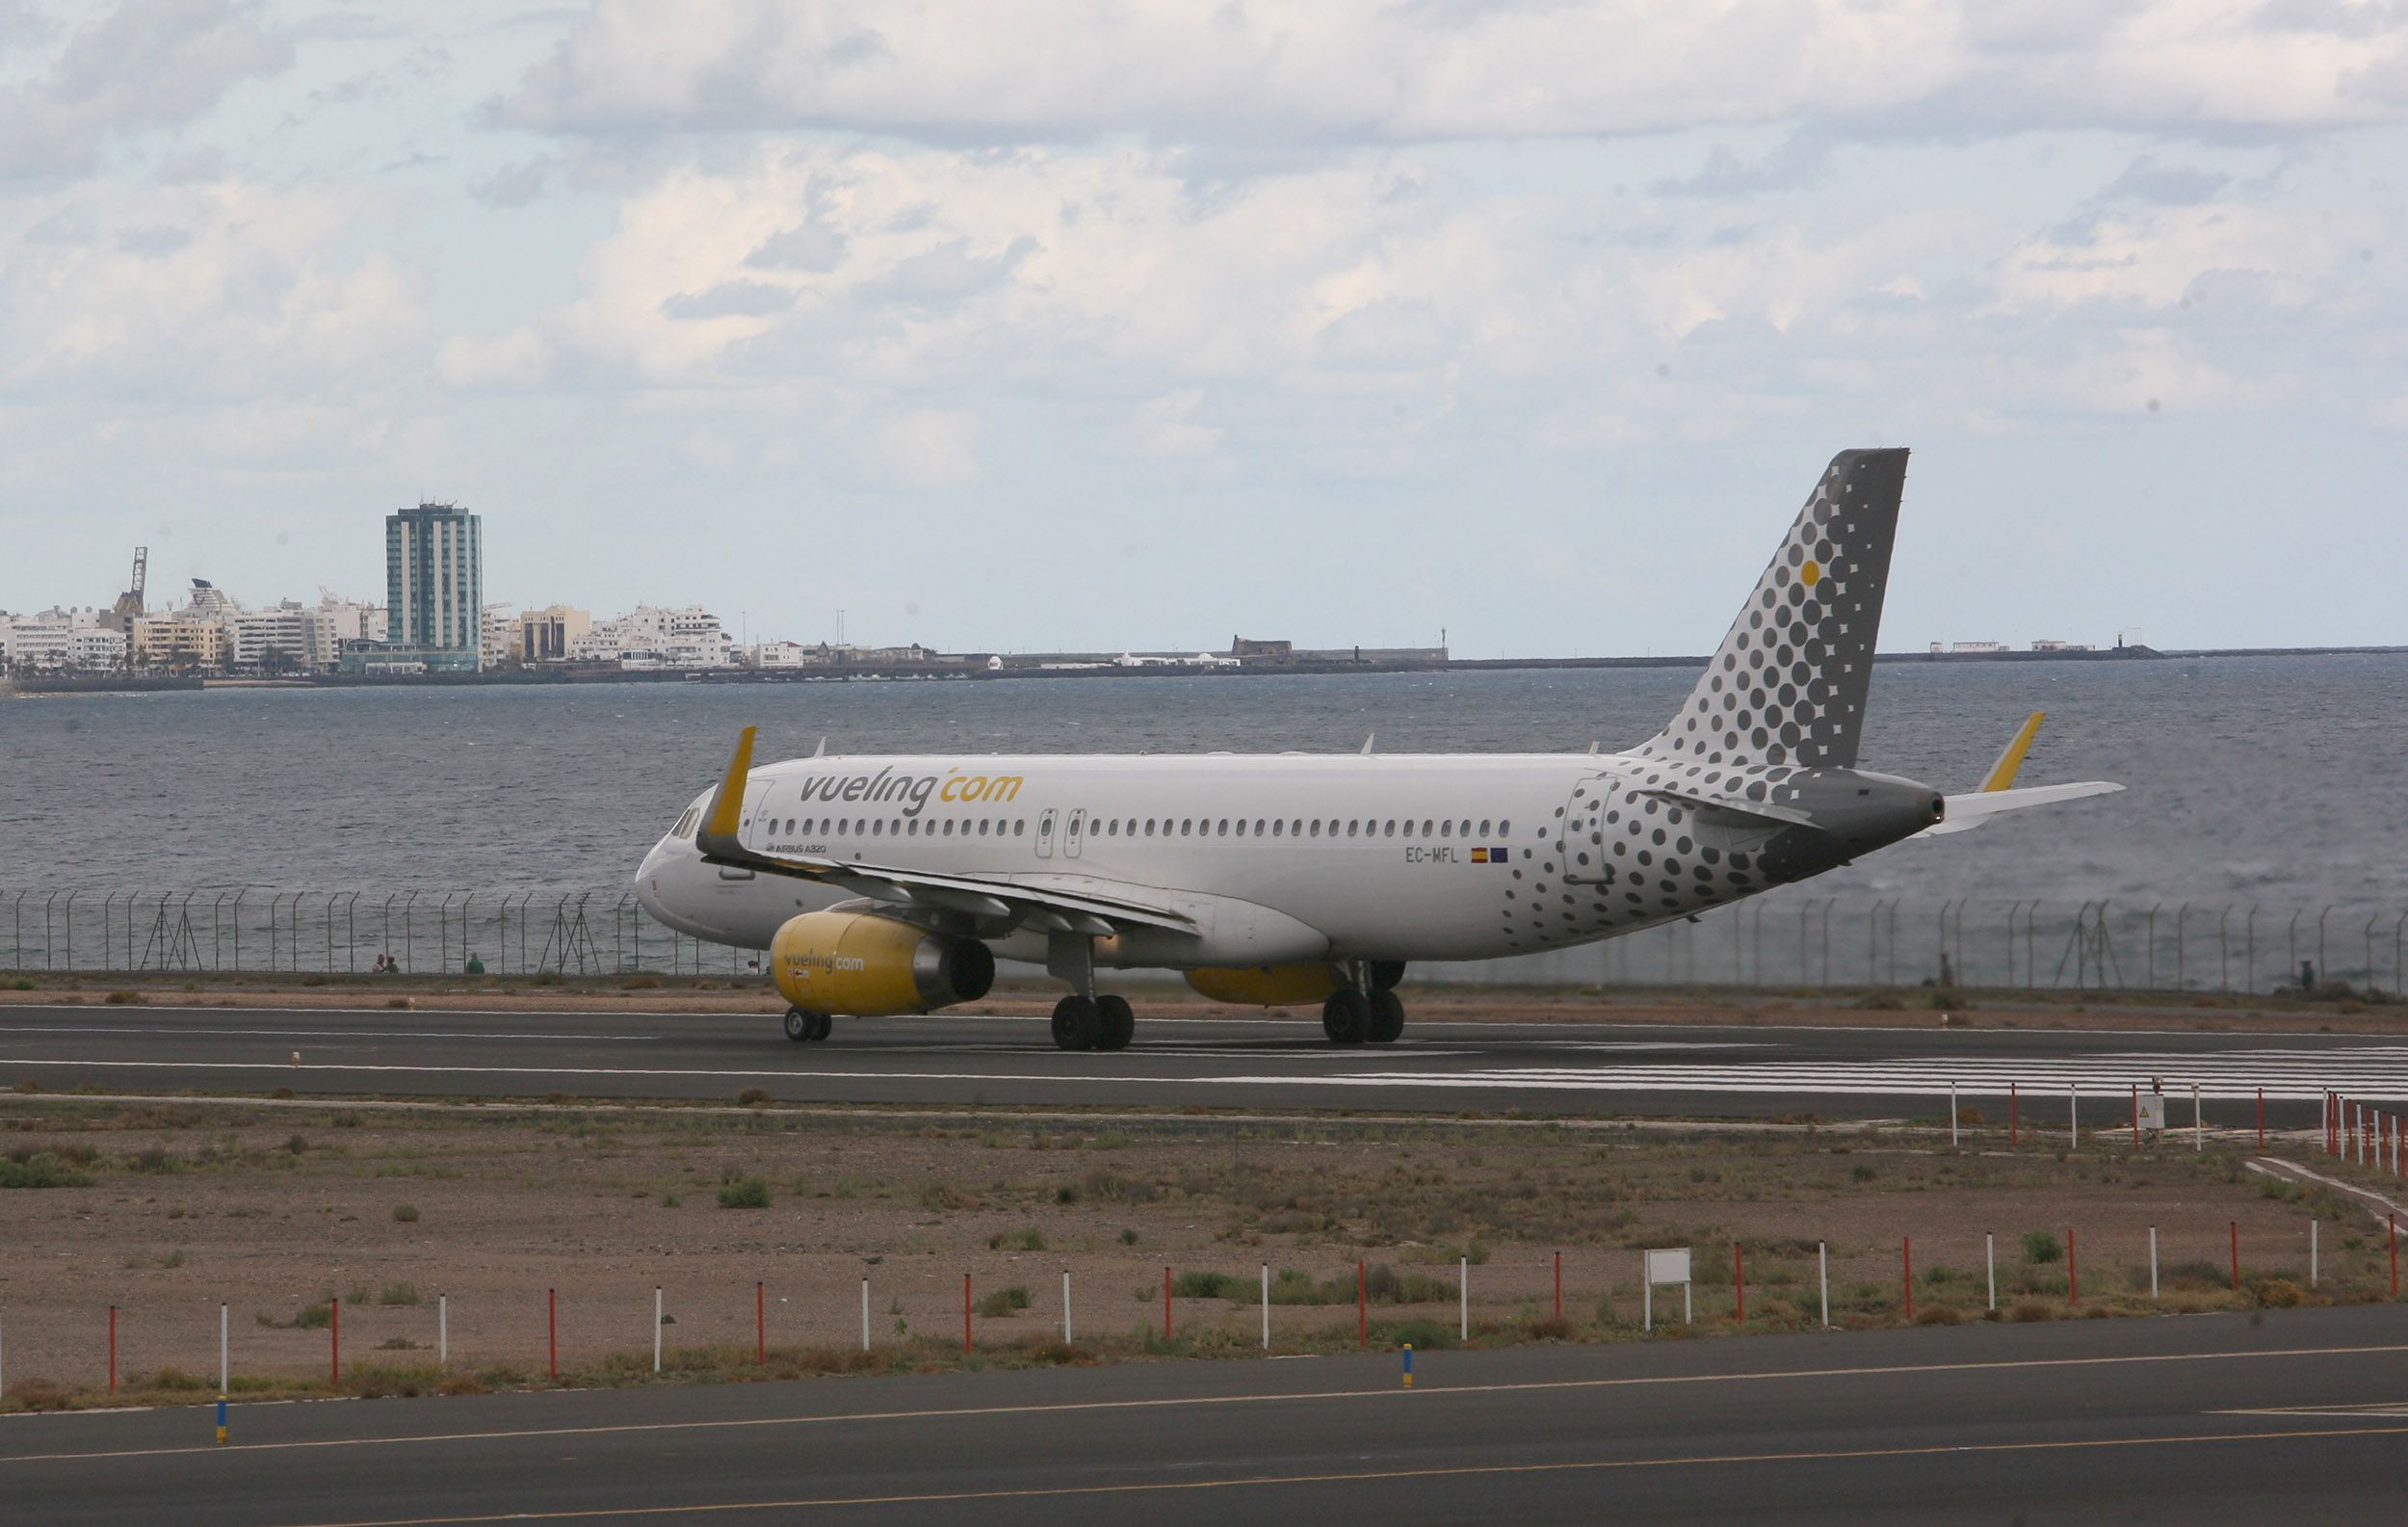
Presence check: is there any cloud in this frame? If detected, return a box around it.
[473,157,558,207]
[868,407,977,487]
[500,0,2408,147]
[0,0,294,180]
[663,278,796,319]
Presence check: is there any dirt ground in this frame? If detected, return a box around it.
[3,1097,2397,1409]
[3,971,2399,1034]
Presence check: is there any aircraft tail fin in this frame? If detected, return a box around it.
[1638,448,1908,771]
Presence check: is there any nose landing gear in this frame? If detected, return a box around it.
[783,1008,832,1042]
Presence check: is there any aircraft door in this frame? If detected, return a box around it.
[1561,776,1616,886]
[1065,807,1086,859]
[1035,807,1058,858]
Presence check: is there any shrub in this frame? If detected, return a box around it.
[379,1282,420,1306]
[988,1227,1047,1252]
[1850,1165,1877,1183]
[976,1285,1033,1318]
[392,1203,419,1223]
[737,1088,770,1108]
[1914,1304,1966,1326]
[284,1135,309,1155]
[2021,1231,2063,1265]
[1172,1270,1250,1300]
[104,990,143,1005]
[0,1152,91,1189]
[2254,1277,2306,1309]
[2008,1297,2055,1323]
[623,974,663,990]
[717,1175,771,1209]
[292,1302,333,1330]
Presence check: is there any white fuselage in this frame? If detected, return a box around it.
[636,748,1810,969]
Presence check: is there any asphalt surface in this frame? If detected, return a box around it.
[0,1003,2402,1122]
[11,1306,2408,1524]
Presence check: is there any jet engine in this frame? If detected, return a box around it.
[770,910,995,1016]
[1184,963,1344,1007]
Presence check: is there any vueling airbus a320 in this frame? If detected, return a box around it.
[637,449,2118,1050]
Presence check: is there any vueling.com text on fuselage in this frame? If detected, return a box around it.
[783,768,1026,819]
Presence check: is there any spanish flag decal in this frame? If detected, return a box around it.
[1471,847,1489,863]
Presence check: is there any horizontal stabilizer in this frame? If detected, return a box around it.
[1638,787,1816,831]
[1919,780,2123,837]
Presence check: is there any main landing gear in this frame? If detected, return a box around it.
[1051,993,1135,1053]
[783,1007,833,1042]
[1322,961,1406,1045]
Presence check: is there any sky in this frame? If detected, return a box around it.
[3,0,2406,657]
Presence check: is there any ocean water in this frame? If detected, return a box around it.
[4,656,2404,987]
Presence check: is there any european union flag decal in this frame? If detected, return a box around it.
[1490,846,1509,862]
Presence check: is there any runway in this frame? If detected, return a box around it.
[1,1003,2402,1121]
[11,1306,2408,1524]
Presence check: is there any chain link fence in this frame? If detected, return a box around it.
[3,887,2401,996]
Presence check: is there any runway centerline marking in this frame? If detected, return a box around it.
[8,1340,2405,1467]
[210,1422,2408,1525]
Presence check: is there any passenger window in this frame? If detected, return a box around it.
[1500,818,1511,835]
[1272,820,1284,837]
[1217,819,1229,835]
[1254,819,1266,835]
[1014,819,1026,835]
[1441,820,1452,838]
[1384,820,1396,836]
[1309,820,1321,837]
[1236,819,1247,836]
[1422,819,1434,836]
[1348,821,1359,837]
[1460,819,1472,836]
[872,819,883,836]
[1402,820,1414,838]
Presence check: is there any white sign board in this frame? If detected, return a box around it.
[1644,1248,1691,1285]
[2137,1093,2167,1132]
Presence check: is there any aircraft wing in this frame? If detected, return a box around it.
[693,728,1195,935]
[1916,711,2123,837]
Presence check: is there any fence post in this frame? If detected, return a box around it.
[1261,1263,1270,1351]
[1165,1267,1173,1343]
[756,1281,765,1367]
[2257,1089,2264,1150]
[2069,1084,2078,1148]
[1554,1250,1562,1321]
[2132,1083,2139,1149]
[548,1287,557,1381]
[218,1303,228,1445]
[653,1286,662,1374]
[2149,1226,2158,1298]
[963,1274,973,1355]
[1459,1255,1470,1340]
[439,1293,447,1367]
[2010,1083,2018,1147]
[2311,1220,2318,1288]
[861,1277,870,1354]
[2194,1083,2203,1152]
[1950,1083,1958,1147]
[331,1296,340,1386]
[1819,1242,1829,1328]
[1986,1231,1996,1312]
[1902,1238,1912,1321]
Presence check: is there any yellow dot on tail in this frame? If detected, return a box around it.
[1801,560,1821,587]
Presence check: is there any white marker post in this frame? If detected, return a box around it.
[1985,1232,1997,1312]
[2312,1220,2319,1288]
[438,1294,447,1367]
[1950,1084,1959,1147]
[1061,1270,1072,1344]
[1459,1256,1469,1342]
[220,1302,228,1390]
[653,1287,663,1374]
[1260,1263,1270,1351]
[1818,1243,1829,1329]
[2149,1227,2159,1298]
[860,1277,870,1354]
[2070,1084,2079,1148]
[2194,1083,2203,1151]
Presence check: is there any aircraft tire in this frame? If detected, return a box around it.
[1367,989,1404,1043]
[1322,990,1370,1045]
[1052,995,1101,1052]
[783,1008,812,1042]
[1094,994,1135,1051]
[808,1011,833,1042]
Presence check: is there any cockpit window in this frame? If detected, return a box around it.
[672,804,703,839]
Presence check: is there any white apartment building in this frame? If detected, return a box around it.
[481,605,518,669]
[568,605,732,669]
[0,614,125,670]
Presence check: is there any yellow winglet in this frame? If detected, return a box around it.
[1979,712,2045,793]
[702,725,758,840]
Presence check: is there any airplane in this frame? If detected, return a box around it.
[636,448,2120,1050]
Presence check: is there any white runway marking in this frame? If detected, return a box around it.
[1207,1047,2408,1101]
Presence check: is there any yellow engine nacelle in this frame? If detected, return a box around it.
[770,911,996,1017]
[1184,963,1344,1008]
